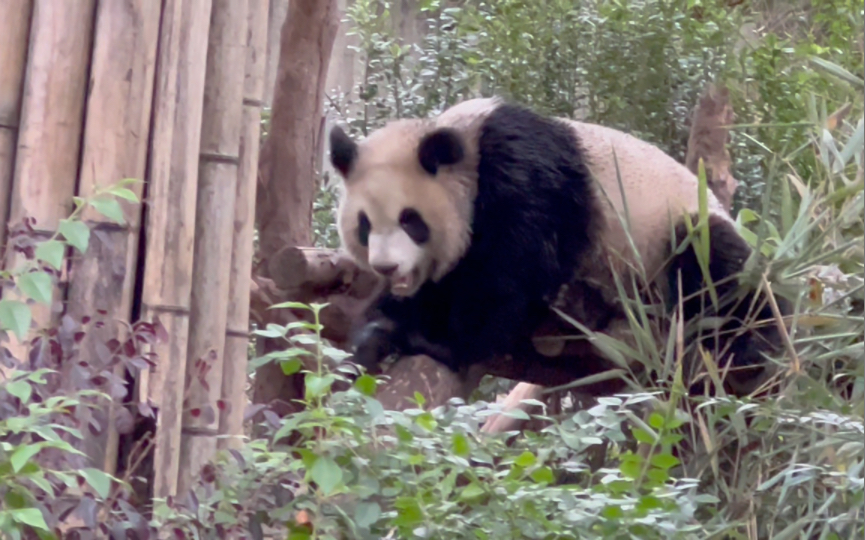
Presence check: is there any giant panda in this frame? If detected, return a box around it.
[328,97,790,396]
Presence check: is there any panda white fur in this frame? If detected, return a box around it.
[329,97,789,396]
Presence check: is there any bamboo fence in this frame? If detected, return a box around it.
[0,0,269,500]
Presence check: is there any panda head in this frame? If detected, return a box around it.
[329,119,477,297]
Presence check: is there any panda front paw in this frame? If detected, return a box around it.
[350,320,396,375]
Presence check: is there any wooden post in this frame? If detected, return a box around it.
[218,0,270,451]
[65,0,162,475]
[4,1,96,361]
[0,1,33,255]
[139,0,214,500]
[177,0,249,494]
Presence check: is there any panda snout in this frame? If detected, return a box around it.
[372,263,399,277]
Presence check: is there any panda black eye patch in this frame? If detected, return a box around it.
[399,208,430,244]
[357,211,371,247]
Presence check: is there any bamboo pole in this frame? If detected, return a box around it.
[177,0,249,494]
[65,0,162,475]
[0,1,33,255]
[138,0,214,499]
[5,1,96,361]
[218,0,270,451]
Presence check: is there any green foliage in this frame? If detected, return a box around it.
[0,179,160,538]
[157,311,732,539]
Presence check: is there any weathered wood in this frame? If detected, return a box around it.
[685,83,738,212]
[376,355,485,411]
[5,1,96,363]
[178,0,249,495]
[0,1,33,254]
[65,0,162,476]
[219,0,270,452]
[138,0,213,499]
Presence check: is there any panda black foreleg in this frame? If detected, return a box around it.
[670,214,791,396]
[349,292,458,374]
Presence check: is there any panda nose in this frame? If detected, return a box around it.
[373,263,398,277]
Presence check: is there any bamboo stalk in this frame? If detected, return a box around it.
[5,1,96,362]
[177,0,249,495]
[139,0,214,499]
[66,0,162,475]
[0,1,33,256]
[218,0,270,451]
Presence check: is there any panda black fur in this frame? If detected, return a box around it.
[329,97,789,396]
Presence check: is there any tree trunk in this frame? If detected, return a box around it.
[256,0,339,263]
[252,0,340,414]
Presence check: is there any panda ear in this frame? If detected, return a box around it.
[417,128,465,175]
[330,125,358,177]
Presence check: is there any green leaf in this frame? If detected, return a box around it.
[458,482,485,501]
[10,444,43,473]
[646,468,669,484]
[267,301,312,311]
[451,433,470,458]
[413,391,426,407]
[632,427,656,444]
[619,459,642,480]
[6,381,32,403]
[18,272,53,305]
[80,467,112,499]
[415,412,437,431]
[649,453,680,470]
[354,374,378,396]
[395,425,414,443]
[503,408,531,420]
[9,508,49,531]
[89,197,125,224]
[530,466,554,484]
[354,501,381,529]
[280,358,303,375]
[514,451,536,468]
[116,177,143,187]
[600,505,623,520]
[105,185,139,202]
[310,456,342,495]
[648,412,665,430]
[304,374,334,398]
[58,219,90,254]
[34,240,65,270]
[0,300,31,341]
[393,497,423,527]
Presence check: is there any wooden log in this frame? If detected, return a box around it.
[0,1,33,255]
[219,0,270,452]
[375,355,486,411]
[251,247,627,405]
[178,0,249,495]
[65,0,162,475]
[4,1,96,362]
[138,0,214,500]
